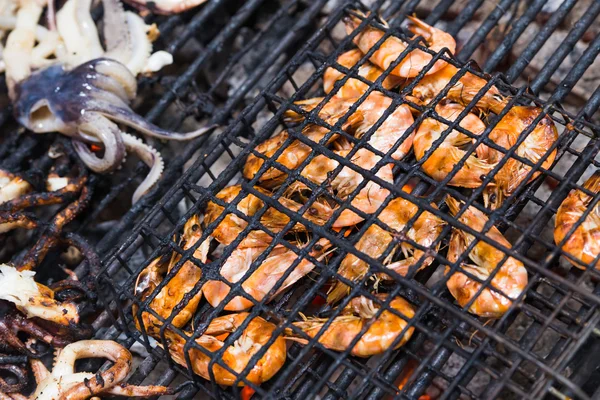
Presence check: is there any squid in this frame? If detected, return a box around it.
[4,0,212,204]
[0,340,172,399]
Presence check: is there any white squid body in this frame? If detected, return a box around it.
[56,0,173,75]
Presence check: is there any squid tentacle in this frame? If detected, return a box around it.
[72,113,126,173]
[121,132,164,203]
[99,104,216,141]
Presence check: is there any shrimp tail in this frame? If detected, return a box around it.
[327,281,350,305]
[584,171,600,192]
[445,196,461,215]
[405,16,433,40]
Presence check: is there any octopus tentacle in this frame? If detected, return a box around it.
[91,73,132,104]
[100,104,215,141]
[0,364,28,393]
[122,132,164,203]
[72,113,125,173]
[93,58,137,99]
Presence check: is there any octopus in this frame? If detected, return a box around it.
[3,0,213,203]
[0,340,172,399]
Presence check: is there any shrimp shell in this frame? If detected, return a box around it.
[328,196,445,303]
[324,49,401,98]
[164,313,286,386]
[291,294,415,357]
[285,92,415,161]
[204,185,332,247]
[203,238,331,310]
[483,106,558,209]
[407,63,509,114]
[344,12,455,78]
[445,197,528,317]
[414,102,493,188]
[554,171,600,269]
[134,215,209,336]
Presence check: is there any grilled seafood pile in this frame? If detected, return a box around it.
[126,8,569,391]
[2,0,214,205]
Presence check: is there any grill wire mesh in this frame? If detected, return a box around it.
[78,0,600,399]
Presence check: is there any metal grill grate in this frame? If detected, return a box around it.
[91,0,600,399]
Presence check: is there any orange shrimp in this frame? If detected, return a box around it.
[243,112,363,186]
[134,215,209,335]
[164,313,286,386]
[204,184,333,247]
[445,197,528,317]
[414,102,494,188]
[290,294,415,357]
[202,238,331,310]
[344,12,455,78]
[407,63,509,114]
[483,106,558,209]
[554,172,600,269]
[323,49,402,98]
[327,196,444,303]
[286,92,415,161]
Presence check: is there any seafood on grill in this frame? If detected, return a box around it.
[0,340,172,399]
[134,215,210,335]
[328,196,445,303]
[554,171,600,269]
[344,11,456,78]
[243,111,364,187]
[164,313,286,386]
[289,294,415,357]
[4,0,211,204]
[0,170,32,205]
[482,106,558,209]
[0,264,80,327]
[0,309,73,357]
[285,92,415,161]
[0,357,28,394]
[445,197,528,317]
[204,185,333,247]
[202,238,331,310]
[406,63,510,114]
[414,102,493,188]
[324,49,402,98]
[123,0,207,15]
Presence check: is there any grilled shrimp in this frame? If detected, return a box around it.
[344,12,455,78]
[445,197,527,317]
[203,238,331,310]
[284,147,393,228]
[324,49,401,98]
[483,106,558,209]
[134,215,209,335]
[554,172,600,269]
[414,102,494,188]
[164,313,286,386]
[407,64,509,114]
[286,92,415,161]
[291,294,415,357]
[328,197,445,303]
[204,185,332,247]
[243,113,363,186]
